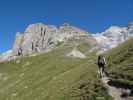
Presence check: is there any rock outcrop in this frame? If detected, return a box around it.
[12,23,90,56]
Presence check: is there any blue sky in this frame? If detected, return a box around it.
[0,0,133,53]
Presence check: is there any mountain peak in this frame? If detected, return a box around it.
[11,22,90,56]
[93,22,133,52]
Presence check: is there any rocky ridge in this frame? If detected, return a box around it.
[92,22,133,51]
[0,23,94,62]
[1,22,133,62]
[12,23,90,56]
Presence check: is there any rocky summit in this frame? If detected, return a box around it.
[13,23,90,56]
[1,22,133,62]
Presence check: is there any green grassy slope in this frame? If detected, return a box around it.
[106,38,133,87]
[0,39,112,100]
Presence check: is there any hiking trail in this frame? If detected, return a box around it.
[101,75,133,100]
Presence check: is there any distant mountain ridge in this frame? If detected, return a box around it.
[92,22,133,51]
[0,23,94,62]
[0,22,133,62]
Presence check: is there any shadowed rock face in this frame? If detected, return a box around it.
[128,22,133,36]
[12,23,92,56]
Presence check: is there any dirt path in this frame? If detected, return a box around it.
[101,76,126,100]
[101,75,133,100]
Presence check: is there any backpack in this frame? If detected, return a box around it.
[98,57,105,65]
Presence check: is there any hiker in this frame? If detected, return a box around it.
[97,55,106,77]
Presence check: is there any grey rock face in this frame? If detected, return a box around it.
[13,23,90,56]
[13,23,59,55]
[92,22,133,52]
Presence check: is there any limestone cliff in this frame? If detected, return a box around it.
[12,23,92,56]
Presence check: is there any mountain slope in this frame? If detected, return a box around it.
[106,38,133,88]
[2,22,133,100]
[0,39,112,100]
